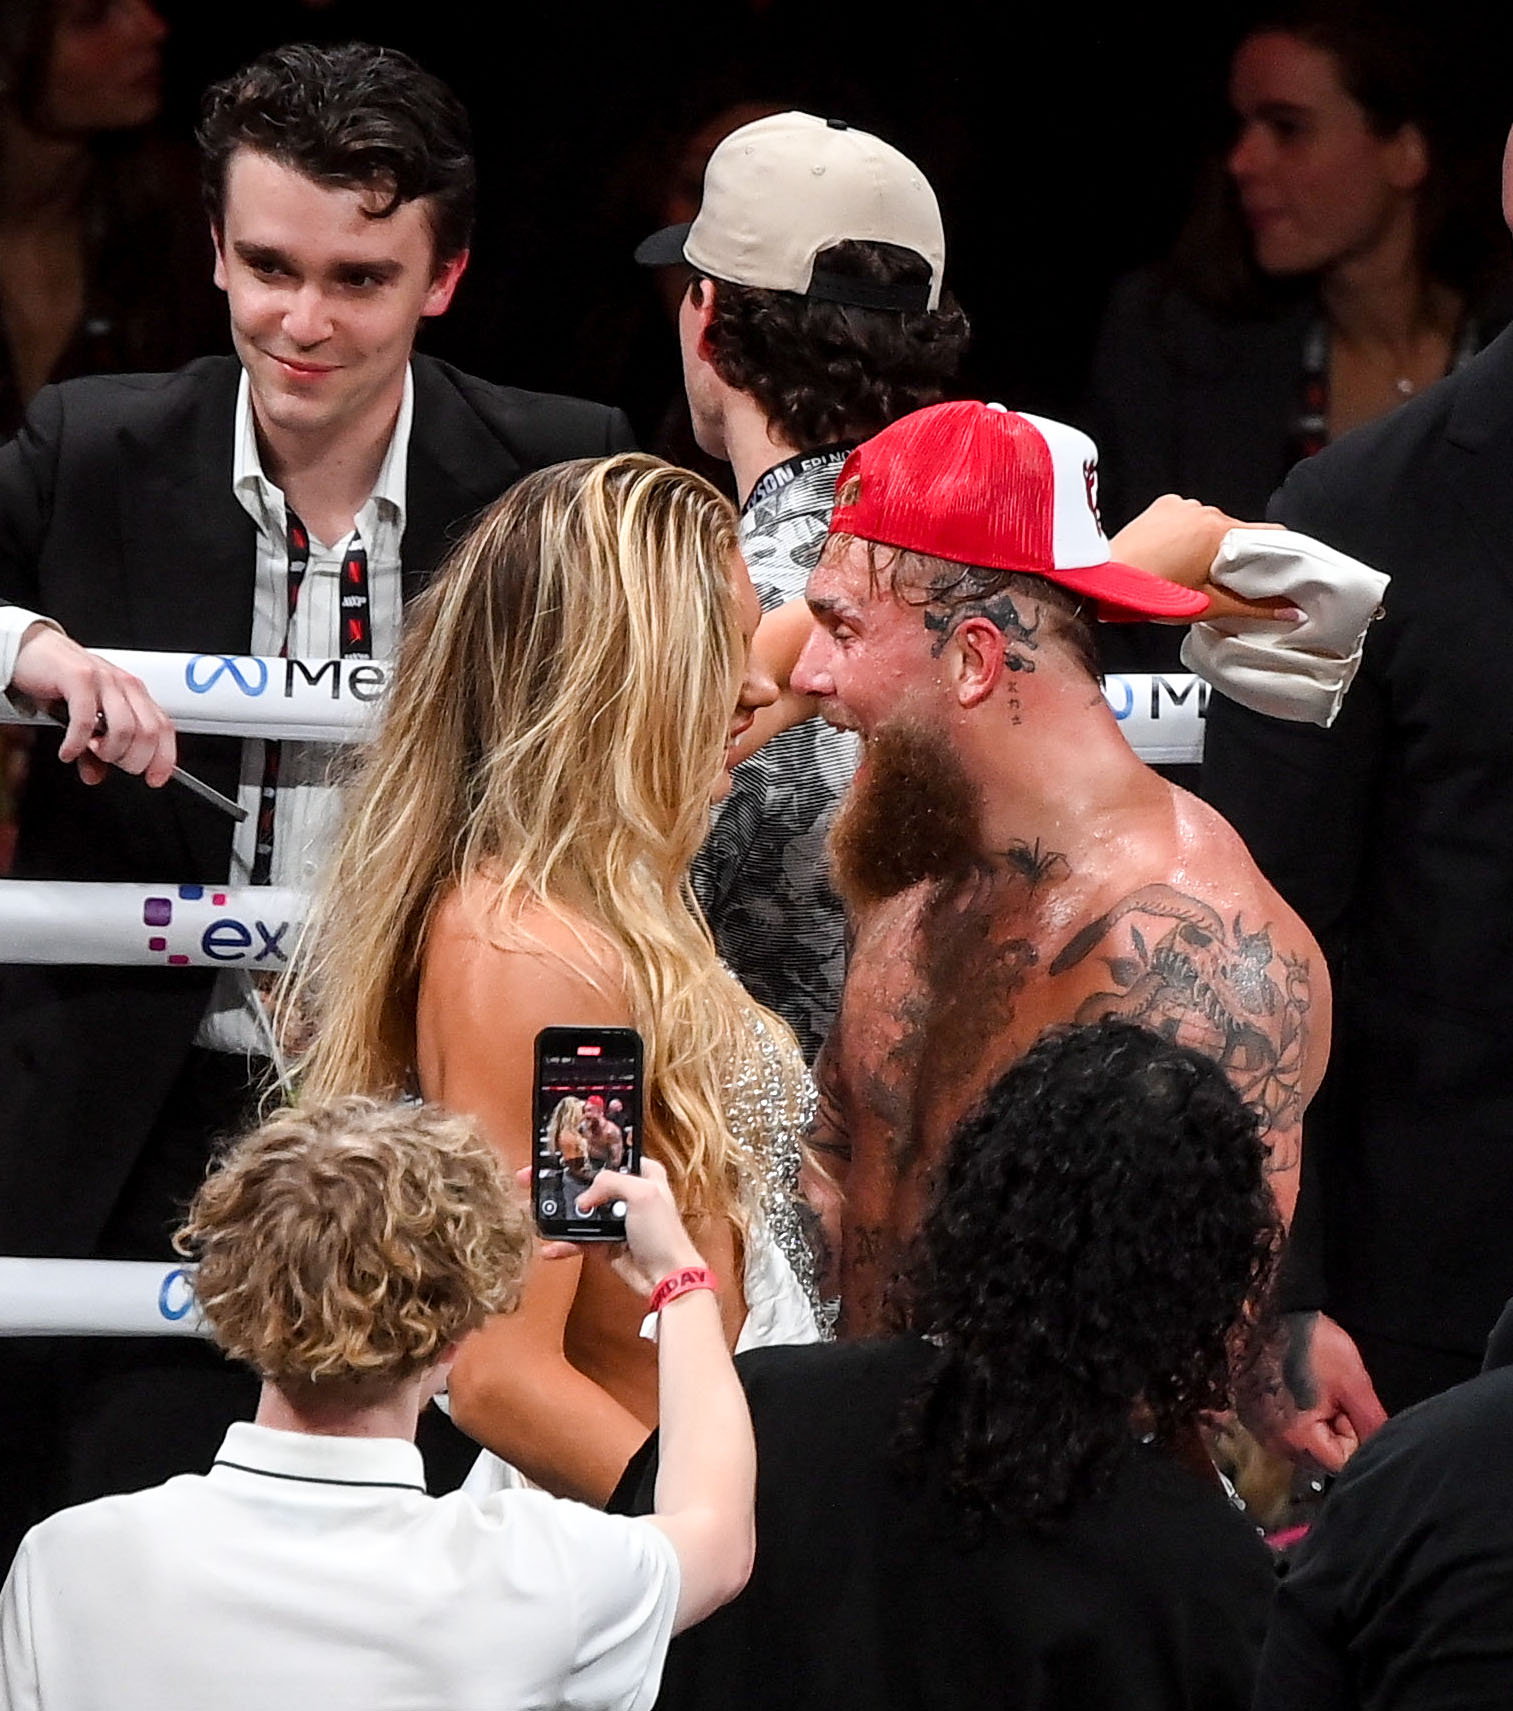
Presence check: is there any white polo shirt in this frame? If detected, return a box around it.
[0,1422,679,1711]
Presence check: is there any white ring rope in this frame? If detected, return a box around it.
[1,650,389,743]
[0,1259,205,1337]
[0,883,302,966]
[0,649,1210,760]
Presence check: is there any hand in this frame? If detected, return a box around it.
[11,624,176,786]
[537,1157,705,1298]
[1239,1310,1388,1474]
[1110,495,1292,624]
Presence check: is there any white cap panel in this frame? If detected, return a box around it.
[1020,412,1110,569]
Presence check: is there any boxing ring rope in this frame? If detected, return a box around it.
[0,654,1211,1335]
[1,651,1211,761]
[0,648,390,742]
[0,1261,206,1338]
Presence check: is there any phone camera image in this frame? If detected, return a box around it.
[533,1029,642,1241]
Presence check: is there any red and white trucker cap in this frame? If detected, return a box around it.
[827,401,1212,622]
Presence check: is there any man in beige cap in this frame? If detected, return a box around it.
[636,111,969,1063]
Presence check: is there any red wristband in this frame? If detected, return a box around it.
[647,1265,718,1314]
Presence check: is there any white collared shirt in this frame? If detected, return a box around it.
[0,1420,680,1711]
[195,368,412,1056]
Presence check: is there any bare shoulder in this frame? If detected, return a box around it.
[416,884,632,1143]
[423,882,630,1022]
[1047,786,1330,1137]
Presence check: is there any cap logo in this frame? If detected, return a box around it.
[1082,458,1102,531]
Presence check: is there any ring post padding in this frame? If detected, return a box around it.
[0,883,303,966]
[0,650,389,743]
[0,1259,207,1337]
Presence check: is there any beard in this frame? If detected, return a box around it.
[828,720,983,911]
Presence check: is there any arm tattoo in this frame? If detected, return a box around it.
[1051,881,1312,1144]
[1280,1311,1320,1411]
[807,1044,853,1169]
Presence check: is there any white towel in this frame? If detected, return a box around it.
[1180,527,1389,727]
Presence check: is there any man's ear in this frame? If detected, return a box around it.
[211,223,228,292]
[422,249,470,319]
[949,616,1006,709]
[423,1344,461,1404]
[1384,122,1429,193]
[687,276,719,360]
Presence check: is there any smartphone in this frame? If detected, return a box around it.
[532,1025,643,1242]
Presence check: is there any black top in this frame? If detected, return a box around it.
[1200,323,1513,1354]
[612,1338,1274,1711]
[1255,1363,1513,1709]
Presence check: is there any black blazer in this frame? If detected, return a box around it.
[0,353,634,1255]
[1202,323,1513,1355]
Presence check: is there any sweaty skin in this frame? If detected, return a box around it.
[793,536,1329,1337]
[817,803,1326,1334]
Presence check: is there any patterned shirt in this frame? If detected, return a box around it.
[695,446,859,1061]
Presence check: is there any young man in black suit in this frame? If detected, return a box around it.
[0,41,633,1567]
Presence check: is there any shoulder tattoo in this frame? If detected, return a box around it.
[1051,882,1312,1149]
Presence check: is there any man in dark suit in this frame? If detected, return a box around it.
[0,41,632,1564]
[1202,130,1513,1460]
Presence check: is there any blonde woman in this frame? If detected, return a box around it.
[292,454,819,1504]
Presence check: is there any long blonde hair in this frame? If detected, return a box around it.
[290,453,788,1223]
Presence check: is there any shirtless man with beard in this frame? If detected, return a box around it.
[792,400,1376,1469]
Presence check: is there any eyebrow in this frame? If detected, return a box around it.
[232,241,403,283]
[1250,100,1313,122]
[806,594,860,622]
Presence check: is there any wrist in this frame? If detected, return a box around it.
[647,1264,718,1315]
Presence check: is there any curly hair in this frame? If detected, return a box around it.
[176,1096,530,1388]
[895,1020,1280,1526]
[198,41,475,264]
[697,240,970,451]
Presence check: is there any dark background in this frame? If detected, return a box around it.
[152,0,1513,442]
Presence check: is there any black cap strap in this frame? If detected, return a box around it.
[805,268,933,312]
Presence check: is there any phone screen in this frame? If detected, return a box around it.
[532,1026,643,1242]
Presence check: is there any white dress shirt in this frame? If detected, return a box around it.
[0,1420,680,1711]
[195,368,411,1056]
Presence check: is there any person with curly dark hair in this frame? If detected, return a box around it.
[633,111,969,1062]
[613,1019,1281,1711]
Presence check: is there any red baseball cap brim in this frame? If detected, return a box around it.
[1051,560,1212,624]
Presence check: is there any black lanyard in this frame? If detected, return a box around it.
[249,507,371,885]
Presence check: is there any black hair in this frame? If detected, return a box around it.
[894,1020,1281,1527]
[197,41,474,266]
[695,239,970,450]
[0,0,55,125]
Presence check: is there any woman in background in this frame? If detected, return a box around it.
[291,454,820,1505]
[0,0,223,865]
[1085,2,1506,674]
[0,0,222,436]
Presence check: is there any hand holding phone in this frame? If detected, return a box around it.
[532,1025,643,1242]
[550,1158,707,1298]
